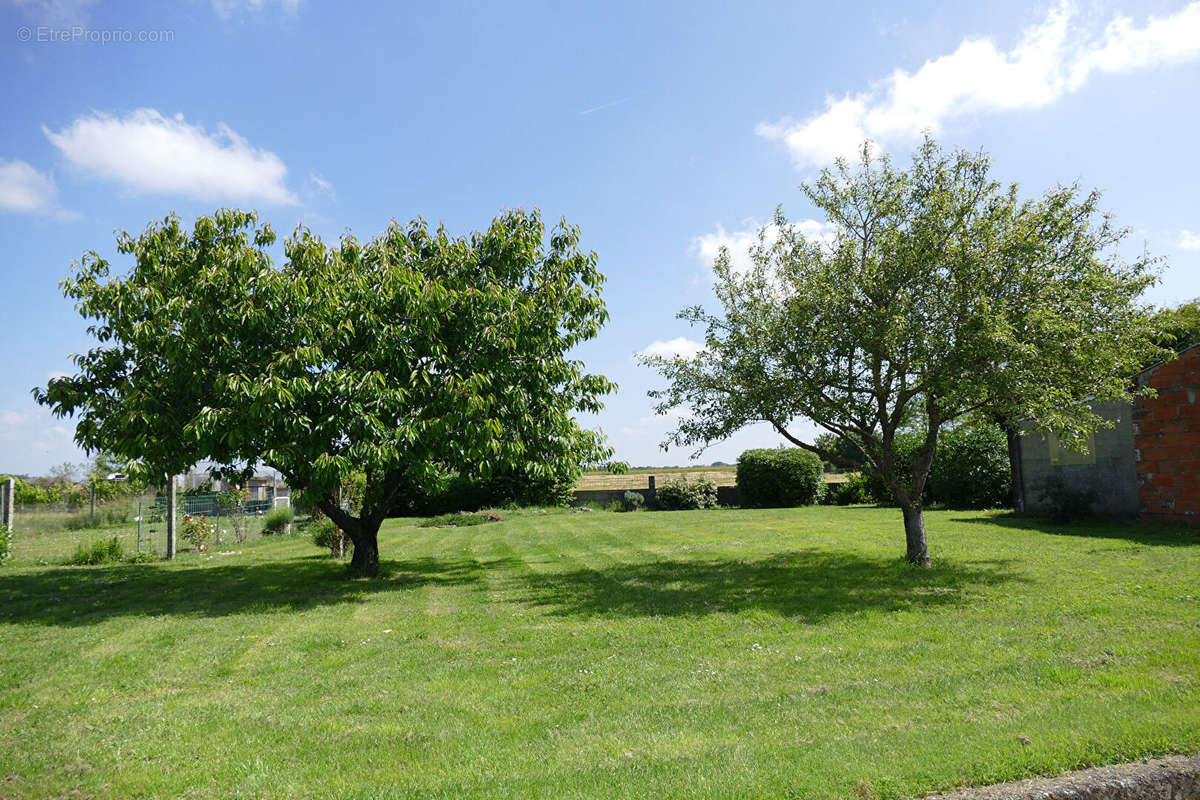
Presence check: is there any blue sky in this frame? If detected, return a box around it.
[1,0,1198,475]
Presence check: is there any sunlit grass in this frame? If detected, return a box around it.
[0,507,1195,799]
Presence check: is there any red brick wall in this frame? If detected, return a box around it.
[1133,346,1200,525]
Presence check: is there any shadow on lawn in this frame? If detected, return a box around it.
[951,512,1200,547]
[515,549,1022,622]
[0,555,512,627]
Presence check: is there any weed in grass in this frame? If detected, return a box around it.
[419,510,502,528]
[66,536,124,565]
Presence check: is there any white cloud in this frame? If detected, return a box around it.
[691,218,836,276]
[45,109,298,205]
[637,337,706,361]
[759,1,1200,168]
[211,0,301,21]
[307,170,335,200]
[0,159,59,214]
[1180,230,1200,251]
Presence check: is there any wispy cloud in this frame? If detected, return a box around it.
[759,1,1200,168]
[579,97,630,116]
[45,109,298,205]
[1180,230,1200,251]
[307,170,335,201]
[211,0,301,21]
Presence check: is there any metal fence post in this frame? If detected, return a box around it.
[136,498,143,553]
[166,479,177,560]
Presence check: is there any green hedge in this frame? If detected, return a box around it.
[736,448,824,508]
[861,426,1010,509]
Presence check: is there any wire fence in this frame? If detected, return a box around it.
[8,490,290,564]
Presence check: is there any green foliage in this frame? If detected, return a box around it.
[309,519,349,558]
[643,137,1161,563]
[180,514,216,553]
[67,536,124,565]
[861,427,1010,509]
[261,505,294,535]
[1034,473,1097,522]
[418,510,502,528]
[813,433,865,472]
[736,448,824,508]
[36,208,615,575]
[656,476,718,510]
[123,550,156,564]
[829,473,874,505]
[928,426,1010,509]
[1146,299,1200,367]
[0,525,9,564]
[621,491,645,512]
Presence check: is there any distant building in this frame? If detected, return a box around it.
[1015,343,1200,525]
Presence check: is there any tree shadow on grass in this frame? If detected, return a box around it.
[514,549,1023,622]
[0,555,513,628]
[951,512,1200,547]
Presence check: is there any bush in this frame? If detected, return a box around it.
[830,473,874,505]
[736,448,824,508]
[261,505,294,535]
[310,519,349,557]
[621,491,645,512]
[861,426,1010,509]
[68,536,124,565]
[180,514,216,553]
[927,426,1010,508]
[656,476,718,510]
[124,550,156,564]
[1034,473,1096,522]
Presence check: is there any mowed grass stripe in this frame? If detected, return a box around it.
[0,507,1195,799]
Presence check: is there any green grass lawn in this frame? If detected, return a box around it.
[0,507,1196,799]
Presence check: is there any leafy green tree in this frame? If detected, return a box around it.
[1146,299,1200,366]
[37,208,614,575]
[642,138,1162,566]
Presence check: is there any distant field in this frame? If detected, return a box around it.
[577,467,848,490]
[0,507,1195,799]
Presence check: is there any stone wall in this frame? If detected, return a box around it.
[1017,400,1140,515]
[1134,345,1200,526]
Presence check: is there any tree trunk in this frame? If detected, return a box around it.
[902,504,931,567]
[348,520,380,577]
[1004,423,1025,512]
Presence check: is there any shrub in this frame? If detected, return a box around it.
[861,426,1010,509]
[1034,473,1096,522]
[927,426,1010,508]
[830,473,874,505]
[656,476,718,510]
[621,491,645,512]
[124,550,156,564]
[261,505,294,535]
[180,514,216,553]
[68,536,124,565]
[311,519,349,557]
[736,448,824,508]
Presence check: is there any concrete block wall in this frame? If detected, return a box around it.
[1017,400,1140,515]
[1134,346,1200,526]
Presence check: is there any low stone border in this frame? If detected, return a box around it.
[921,755,1200,800]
